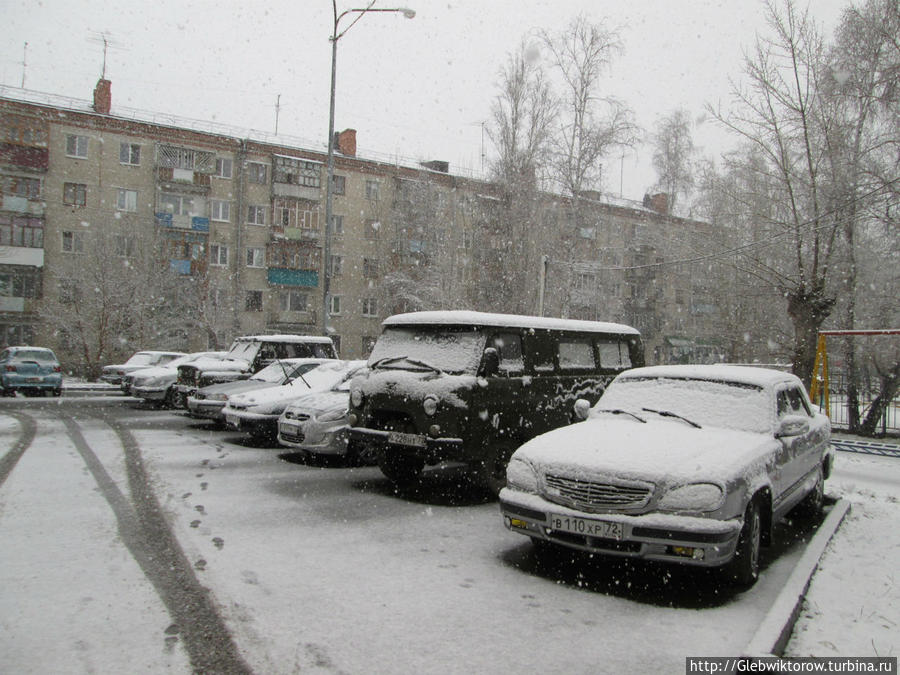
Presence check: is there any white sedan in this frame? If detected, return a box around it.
[499,364,832,587]
[223,360,366,439]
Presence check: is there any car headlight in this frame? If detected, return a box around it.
[423,394,439,416]
[658,483,724,513]
[209,393,228,402]
[506,458,539,494]
[318,408,346,423]
[350,388,363,408]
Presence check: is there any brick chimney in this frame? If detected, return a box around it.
[93,78,112,114]
[646,192,669,215]
[333,128,356,157]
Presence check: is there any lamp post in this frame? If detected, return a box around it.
[322,1,415,337]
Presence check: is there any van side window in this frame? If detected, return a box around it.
[493,332,524,373]
[597,339,632,369]
[529,332,556,372]
[559,339,596,371]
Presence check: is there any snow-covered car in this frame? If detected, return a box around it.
[0,346,63,397]
[101,350,186,387]
[174,335,337,406]
[224,360,364,439]
[186,358,333,423]
[499,364,833,587]
[129,351,226,406]
[277,364,370,462]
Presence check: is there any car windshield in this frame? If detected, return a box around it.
[124,352,155,366]
[598,376,772,434]
[367,327,486,375]
[251,361,320,384]
[226,341,261,362]
[13,349,57,363]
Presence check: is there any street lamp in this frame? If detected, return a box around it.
[322,1,416,336]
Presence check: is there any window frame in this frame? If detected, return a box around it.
[246,247,265,268]
[119,142,141,166]
[247,205,267,226]
[61,230,85,254]
[116,188,138,212]
[66,134,88,159]
[247,162,268,184]
[209,243,229,266]
[210,200,231,223]
[63,182,87,207]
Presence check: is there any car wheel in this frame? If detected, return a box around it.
[52,388,62,397]
[477,442,517,498]
[378,451,424,488]
[349,441,379,467]
[725,499,762,587]
[792,466,825,519]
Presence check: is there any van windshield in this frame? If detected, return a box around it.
[368,327,486,375]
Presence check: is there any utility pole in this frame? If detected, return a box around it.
[275,94,281,135]
[21,42,27,88]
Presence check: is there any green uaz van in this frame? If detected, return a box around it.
[347,311,643,495]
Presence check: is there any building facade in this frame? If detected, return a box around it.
[1,83,724,371]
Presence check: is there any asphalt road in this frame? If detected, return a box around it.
[1,395,826,674]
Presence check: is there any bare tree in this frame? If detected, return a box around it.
[651,109,696,215]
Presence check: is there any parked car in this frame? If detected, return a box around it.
[1,346,63,397]
[224,360,364,439]
[175,335,337,406]
[129,351,226,406]
[101,351,186,387]
[186,358,333,423]
[347,311,643,495]
[277,364,370,462]
[499,364,833,587]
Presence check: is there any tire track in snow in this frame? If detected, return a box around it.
[0,411,37,489]
[60,413,253,675]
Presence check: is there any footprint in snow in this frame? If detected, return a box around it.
[213,537,224,550]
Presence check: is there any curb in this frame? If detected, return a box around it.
[743,498,852,656]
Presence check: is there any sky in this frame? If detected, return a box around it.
[0,0,850,201]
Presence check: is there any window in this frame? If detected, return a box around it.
[247,205,266,225]
[597,340,632,369]
[574,273,596,292]
[273,156,321,188]
[329,295,341,316]
[364,220,380,240]
[116,189,138,212]
[332,214,344,235]
[157,145,214,172]
[63,182,87,207]
[66,134,88,158]
[247,162,268,184]
[115,235,135,257]
[362,298,377,317]
[245,290,263,312]
[559,339,596,370]
[246,247,264,268]
[363,258,379,278]
[3,176,41,199]
[778,386,812,418]
[0,271,38,298]
[159,193,194,216]
[365,180,380,201]
[209,244,228,266]
[493,332,524,373]
[280,290,308,312]
[61,231,84,253]
[215,158,233,179]
[58,279,80,304]
[210,200,231,222]
[329,255,343,277]
[0,215,43,248]
[119,142,141,165]
[332,174,346,195]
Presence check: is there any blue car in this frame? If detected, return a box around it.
[1,346,63,397]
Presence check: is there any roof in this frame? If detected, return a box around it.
[232,335,333,344]
[618,364,800,389]
[382,310,640,336]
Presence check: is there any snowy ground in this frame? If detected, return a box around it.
[1,402,897,673]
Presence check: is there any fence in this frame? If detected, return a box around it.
[816,372,899,435]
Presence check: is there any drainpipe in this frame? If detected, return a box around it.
[233,140,248,336]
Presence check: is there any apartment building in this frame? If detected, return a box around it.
[1,81,724,370]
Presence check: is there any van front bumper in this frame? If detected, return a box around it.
[499,488,743,568]
[348,427,463,464]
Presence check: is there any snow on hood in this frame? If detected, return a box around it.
[513,416,774,486]
[189,356,251,373]
[283,390,347,416]
[230,361,359,408]
[355,368,475,408]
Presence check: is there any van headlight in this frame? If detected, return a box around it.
[658,483,724,513]
[506,458,539,494]
[423,394,439,416]
[350,388,364,408]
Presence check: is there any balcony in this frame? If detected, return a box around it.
[0,143,49,172]
[273,181,320,201]
[155,213,210,232]
[267,267,319,288]
[0,195,43,216]
[156,167,211,189]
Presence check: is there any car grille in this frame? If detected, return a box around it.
[284,412,310,422]
[543,474,652,513]
[280,431,306,444]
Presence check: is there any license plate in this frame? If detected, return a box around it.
[548,514,623,540]
[225,413,241,427]
[388,431,426,448]
[27,377,42,383]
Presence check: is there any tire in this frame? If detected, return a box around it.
[348,441,379,467]
[792,466,825,520]
[52,388,62,397]
[725,499,762,587]
[477,442,517,498]
[378,451,424,488]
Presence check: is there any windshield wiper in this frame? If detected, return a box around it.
[370,355,408,369]
[596,408,646,423]
[402,358,443,374]
[641,407,702,429]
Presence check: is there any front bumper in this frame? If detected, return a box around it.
[132,386,167,401]
[224,409,278,435]
[499,489,742,568]
[186,397,226,420]
[278,419,348,454]
[348,427,463,464]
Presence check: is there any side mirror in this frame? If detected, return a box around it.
[480,347,499,378]
[574,398,591,421]
[776,415,810,438]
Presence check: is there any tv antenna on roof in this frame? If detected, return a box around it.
[87,31,126,79]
